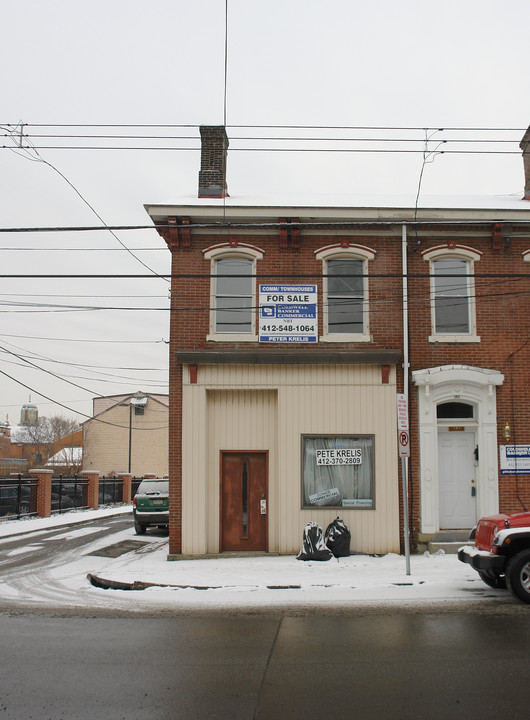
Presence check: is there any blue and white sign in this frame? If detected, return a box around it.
[259,285,318,342]
[500,445,530,475]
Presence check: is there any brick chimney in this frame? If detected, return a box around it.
[520,125,530,200]
[198,126,229,198]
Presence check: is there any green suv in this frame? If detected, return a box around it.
[133,479,169,534]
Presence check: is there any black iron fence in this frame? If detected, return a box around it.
[0,476,38,520]
[0,473,153,520]
[51,476,89,513]
[99,476,123,505]
[131,477,143,497]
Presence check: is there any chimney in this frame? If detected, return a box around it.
[520,125,530,200]
[198,126,229,198]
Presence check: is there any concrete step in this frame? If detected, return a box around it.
[434,530,473,542]
[428,540,474,555]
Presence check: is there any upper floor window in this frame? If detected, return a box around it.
[327,258,364,333]
[315,244,375,342]
[422,245,482,343]
[215,257,253,333]
[432,257,470,334]
[203,243,264,341]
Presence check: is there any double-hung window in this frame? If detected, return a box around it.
[315,244,375,342]
[215,257,253,333]
[423,245,481,343]
[327,258,364,333]
[203,244,264,341]
[432,258,470,334]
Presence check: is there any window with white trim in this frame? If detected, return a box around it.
[315,245,375,342]
[432,257,470,334]
[327,258,364,333]
[203,244,264,341]
[423,246,481,343]
[214,257,253,333]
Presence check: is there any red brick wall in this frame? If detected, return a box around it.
[166,227,530,552]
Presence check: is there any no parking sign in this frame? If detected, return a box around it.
[397,394,410,458]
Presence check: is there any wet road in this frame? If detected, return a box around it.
[1,516,530,718]
[0,514,165,612]
[1,612,530,719]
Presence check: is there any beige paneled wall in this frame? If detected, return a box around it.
[182,386,277,554]
[182,364,400,555]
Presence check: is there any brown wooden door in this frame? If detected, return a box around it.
[221,452,268,551]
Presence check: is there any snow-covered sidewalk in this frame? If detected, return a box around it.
[0,506,507,612]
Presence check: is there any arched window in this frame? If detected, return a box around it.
[436,402,474,419]
[422,245,481,343]
[315,244,375,342]
[203,243,264,341]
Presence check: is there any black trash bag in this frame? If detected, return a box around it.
[324,517,351,558]
[296,522,333,561]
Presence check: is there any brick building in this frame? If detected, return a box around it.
[82,392,169,478]
[146,126,530,558]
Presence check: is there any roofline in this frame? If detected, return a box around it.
[145,203,530,225]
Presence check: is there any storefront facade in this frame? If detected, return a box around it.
[146,125,530,557]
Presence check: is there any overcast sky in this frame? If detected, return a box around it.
[1,0,529,426]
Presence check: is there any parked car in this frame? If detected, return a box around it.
[133,479,169,534]
[458,510,530,604]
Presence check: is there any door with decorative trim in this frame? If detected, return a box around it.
[221,452,268,551]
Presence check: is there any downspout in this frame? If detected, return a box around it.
[402,224,411,574]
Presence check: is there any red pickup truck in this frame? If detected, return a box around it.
[458,510,530,604]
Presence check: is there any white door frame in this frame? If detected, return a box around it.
[412,365,504,534]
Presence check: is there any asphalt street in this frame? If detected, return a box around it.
[1,514,530,719]
[1,612,530,719]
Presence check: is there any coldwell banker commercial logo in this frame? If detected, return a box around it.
[259,285,318,342]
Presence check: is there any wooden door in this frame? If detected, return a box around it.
[221,452,268,551]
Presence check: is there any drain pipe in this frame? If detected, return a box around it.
[402,224,411,575]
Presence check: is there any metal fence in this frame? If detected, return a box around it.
[131,477,143,498]
[0,476,38,520]
[99,476,124,505]
[51,476,89,513]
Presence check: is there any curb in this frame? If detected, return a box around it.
[87,573,221,592]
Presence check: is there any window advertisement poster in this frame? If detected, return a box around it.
[500,445,530,475]
[259,285,317,342]
[302,435,374,508]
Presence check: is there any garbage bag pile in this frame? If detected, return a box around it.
[296,517,351,561]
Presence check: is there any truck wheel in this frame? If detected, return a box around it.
[478,571,507,590]
[134,522,146,535]
[506,550,530,604]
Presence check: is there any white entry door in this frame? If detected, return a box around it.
[438,431,476,528]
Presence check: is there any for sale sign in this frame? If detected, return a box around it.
[259,285,317,342]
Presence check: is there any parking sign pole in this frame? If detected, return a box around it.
[400,224,411,576]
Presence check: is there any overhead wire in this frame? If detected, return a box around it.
[1,123,169,283]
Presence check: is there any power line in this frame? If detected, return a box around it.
[0,367,168,430]
[2,218,530,233]
[3,123,526,130]
[1,145,523,154]
[1,123,170,284]
[0,332,166,344]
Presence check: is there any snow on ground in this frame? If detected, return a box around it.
[0,505,132,538]
[0,507,505,611]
